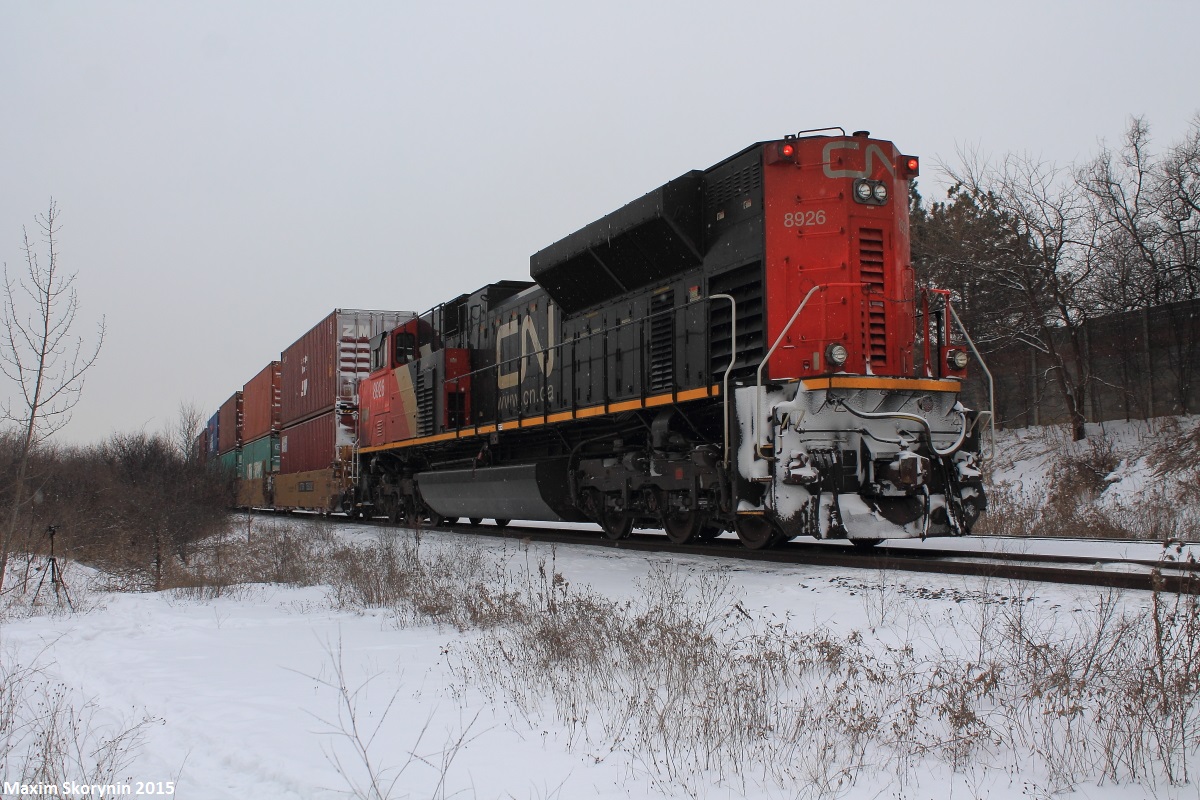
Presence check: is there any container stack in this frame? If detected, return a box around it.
[238,361,282,508]
[202,308,413,514]
[216,391,244,479]
[275,309,413,512]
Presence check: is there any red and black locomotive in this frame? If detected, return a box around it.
[350,127,988,549]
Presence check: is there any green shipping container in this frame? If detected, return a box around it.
[217,448,244,479]
[242,434,280,480]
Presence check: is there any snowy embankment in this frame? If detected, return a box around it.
[3,515,1199,800]
[982,415,1200,540]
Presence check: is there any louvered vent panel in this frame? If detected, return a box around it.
[415,372,434,437]
[648,291,675,392]
[708,262,765,381]
[858,229,888,366]
[706,163,762,214]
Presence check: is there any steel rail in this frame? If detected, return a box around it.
[288,510,1200,595]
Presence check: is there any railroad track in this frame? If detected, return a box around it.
[413,518,1200,595]
[258,511,1200,594]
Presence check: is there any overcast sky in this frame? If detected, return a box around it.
[1,1,1195,444]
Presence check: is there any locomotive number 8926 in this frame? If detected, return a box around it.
[344,126,989,549]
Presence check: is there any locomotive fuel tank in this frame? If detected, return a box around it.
[417,460,588,523]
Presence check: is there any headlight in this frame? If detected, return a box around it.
[826,342,849,367]
[853,179,888,205]
[947,349,969,370]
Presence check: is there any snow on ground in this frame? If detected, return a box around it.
[984,415,1200,538]
[0,522,1190,800]
[3,417,1199,798]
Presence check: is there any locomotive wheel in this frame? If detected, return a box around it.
[695,523,725,542]
[662,510,702,545]
[734,515,781,550]
[600,511,633,541]
[468,517,483,526]
[494,519,511,529]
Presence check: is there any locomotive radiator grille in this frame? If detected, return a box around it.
[708,262,764,381]
[858,228,888,367]
[648,290,675,392]
[415,372,434,437]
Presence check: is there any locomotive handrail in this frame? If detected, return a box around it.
[795,126,847,137]
[708,293,737,467]
[441,295,718,430]
[754,283,862,459]
[944,299,996,460]
[832,399,969,457]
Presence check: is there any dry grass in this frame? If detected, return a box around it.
[9,511,1200,796]
[163,514,338,597]
[0,646,156,785]
[278,524,1200,795]
[456,568,1200,795]
[297,636,480,800]
[978,420,1200,540]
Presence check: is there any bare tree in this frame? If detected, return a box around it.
[1,200,105,587]
[1154,116,1200,412]
[1080,116,1200,414]
[1158,114,1200,300]
[910,181,1035,353]
[948,153,1097,440]
[172,401,207,464]
[922,117,1200,429]
[1079,117,1162,311]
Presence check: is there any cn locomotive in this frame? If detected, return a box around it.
[339,127,988,549]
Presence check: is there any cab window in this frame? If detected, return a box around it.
[393,332,416,367]
[369,332,388,371]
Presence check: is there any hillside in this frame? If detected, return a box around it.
[981,415,1200,541]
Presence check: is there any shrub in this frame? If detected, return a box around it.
[3,431,232,591]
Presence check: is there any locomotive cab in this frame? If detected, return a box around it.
[733,130,987,547]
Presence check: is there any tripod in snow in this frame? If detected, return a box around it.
[32,525,73,611]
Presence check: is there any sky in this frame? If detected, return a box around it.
[1,0,1196,444]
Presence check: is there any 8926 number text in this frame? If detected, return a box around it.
[783,210,827,227]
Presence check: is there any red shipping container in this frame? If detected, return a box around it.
[217,391,243,455]
[279,409,358,475]
[242,361,282,443]
[280,309,414,427]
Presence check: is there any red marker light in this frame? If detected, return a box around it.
[906,157,919,171]
[766,140,799,165]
